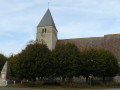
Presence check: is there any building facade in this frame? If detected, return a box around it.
[36,9,120,63]
[36,9,58,50]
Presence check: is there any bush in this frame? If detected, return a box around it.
[22,81,44,87]
[34,81,44,87]
[44,81,60,85]
[60,82,89,88]
[22,81,35,87]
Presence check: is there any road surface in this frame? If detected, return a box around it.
[0,87,120,90]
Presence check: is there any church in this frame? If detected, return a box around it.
[36,8,120,63]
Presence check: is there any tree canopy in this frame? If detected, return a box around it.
[80,49,119,82]
[8,42,119,82]
[9,42,51,81]
[52,43,81,82]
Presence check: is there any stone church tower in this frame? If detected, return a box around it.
[36,9,58,50]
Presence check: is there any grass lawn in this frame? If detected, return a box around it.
[6,82,120,89]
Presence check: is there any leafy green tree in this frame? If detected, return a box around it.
[11,41,51,81]
[0,54,7,71]
[94,50,119,82]
[52,43,81,82]
[80,49,96,82]
[8,54,18,77]
[81,49,119,82]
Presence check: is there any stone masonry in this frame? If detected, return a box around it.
[36,9,58,50]
[0,61,11,86]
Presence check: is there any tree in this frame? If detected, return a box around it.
[52,43,81,82]
[81,49,119,82]
[94,49,119,82]
[8,54,19,77]
[11,42,51,81]
[0,54,7,71]
[80,49,96,82]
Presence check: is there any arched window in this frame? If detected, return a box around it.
[42,29,44,33]
[45,28,46,33]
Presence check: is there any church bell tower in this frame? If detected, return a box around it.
[36,9,58,50]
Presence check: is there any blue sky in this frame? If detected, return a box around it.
[0,0,120,56]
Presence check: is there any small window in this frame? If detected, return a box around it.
[42,29,44,33]
[45,28,46,33]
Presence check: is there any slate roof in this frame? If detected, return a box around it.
[37,8,56,29]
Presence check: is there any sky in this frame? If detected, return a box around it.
[0,0,120,56]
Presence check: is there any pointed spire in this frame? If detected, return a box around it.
[37,8,56,29]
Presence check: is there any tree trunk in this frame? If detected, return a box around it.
[41,77,43,81]
[86,77,88,83]
[68,77,72,83]
[103,76,105,82]
[32,77,36,82]
[62,77,65,82]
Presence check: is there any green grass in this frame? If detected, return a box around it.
[6,82,120,89]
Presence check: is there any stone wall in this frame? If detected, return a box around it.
[104,34,120,63]
[58,34,120,62]
[36,26,57,50]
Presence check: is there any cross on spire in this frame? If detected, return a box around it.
[48,2,50,8]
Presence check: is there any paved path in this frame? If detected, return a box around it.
[0,87,120,90]
[0,87,39,90]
